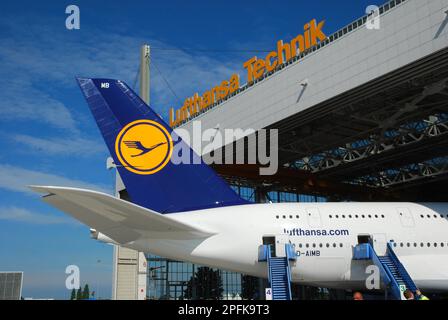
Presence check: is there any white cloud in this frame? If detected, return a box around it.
[0,206,79,225]
[12,134,106,157]
[0,164,110,195]
[0,17,245,127]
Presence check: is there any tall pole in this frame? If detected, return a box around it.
[111,45,151,300]
[140,44,150,105]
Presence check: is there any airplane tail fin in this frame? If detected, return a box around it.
[76,78,248,213]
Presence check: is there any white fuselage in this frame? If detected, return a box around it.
[125,202,448,292]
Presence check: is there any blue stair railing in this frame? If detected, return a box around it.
[259,244,296,300]
[353,242,417,300]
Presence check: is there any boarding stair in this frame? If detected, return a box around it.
[353,241,417,300]
[258,243,297,300]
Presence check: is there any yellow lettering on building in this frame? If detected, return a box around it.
[169,18,326,127]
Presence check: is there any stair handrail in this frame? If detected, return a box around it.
[386,242,417,292]
[284,244,293,300]
[368,243,403,300]
[267,244,273,287]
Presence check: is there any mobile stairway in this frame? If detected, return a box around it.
[353,242,417,300]
[258,243,297,300]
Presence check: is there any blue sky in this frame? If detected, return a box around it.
[0,0,388,299]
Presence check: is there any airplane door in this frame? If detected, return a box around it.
[372,233,388,256]
[275,234,290,258]
[306,207,322,228]
[397,207,415,228]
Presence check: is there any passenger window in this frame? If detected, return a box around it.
[339,243,343,248]
[333,243,337,248]
[319,243,323,248]
[381,215,385,218]
[434,243,438,247]
[296,215,299,219]
[342,215,345,218]
[326,243,330,248]
[362,215,365,218]
[276,215,279,219]
[282,215,286,219]
[289,215,293,219]
[355,215,359,218]
[349,215,352,218]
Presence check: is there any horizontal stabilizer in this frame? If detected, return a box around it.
[29,186,215,244]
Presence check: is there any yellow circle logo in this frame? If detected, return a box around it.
[115,120,173,175]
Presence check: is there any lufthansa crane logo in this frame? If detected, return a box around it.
[115,120,173,175]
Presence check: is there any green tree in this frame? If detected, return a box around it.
[82,284,90,299]
[241,275,259,300]
[70,289,76,300]
[184,267,223,300]
[76,287,82,300]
